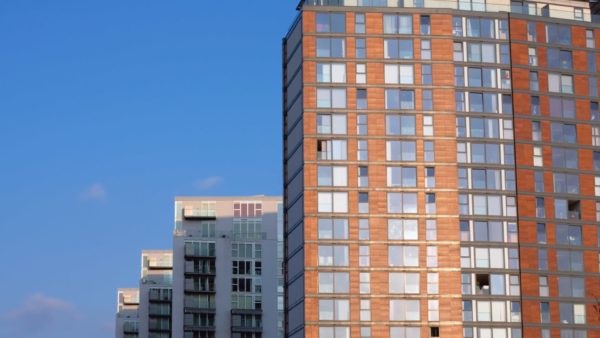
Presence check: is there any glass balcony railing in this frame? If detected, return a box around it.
[302,0,600,23]
[123,321,139,333]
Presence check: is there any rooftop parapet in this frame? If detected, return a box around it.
[300,0,600,23]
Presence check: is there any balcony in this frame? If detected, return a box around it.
[231,311,262,334]
[183,207,216,220]
[149,323,171,332]
[123,322,139,334]
[149,310,171,318]
[184,324,216,332]
[184,268,216,276]
[185,280,216,294]
[149,292,172,303]
[184,307,217,314]
[231,308,262,315]
[231,325,263,333]
[183,324,216,332]
[184,244,216,259]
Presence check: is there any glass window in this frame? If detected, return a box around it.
[389,272,420,294]
[424,141,435,161]
[548,73,573,94]
[320,327,350,338]
[356,89,367,109]
[317,63,346,83]
[317,192,348,213]
[557,250,584,272]
[551,122,577,144]
[539,276,549,296]
[422,90,433,110]
[386,141,416,161]
[455,66,464,86]
[527,22,537,41]
[425,194,436,214]
[388,219,419,240]
[318,218,348,239]
[318,166,348,187]
[359,245,369,267]
[316,38,346,58]
[531,96,540,115]
[499,20,509,39]
[420,15,430,35]
[387,193,418,213]
[528,47,538,66]
[500,44,510,64]
[549,97,575,119]
[357,140,368,161]
[319,272,349,293]
[558,277,585,298]
[316,13,346,33]
[318,245,349,266]
[359,272,370,294]
[552,147,578,169]
[356,114,367,135]
[530,71,539,91]
[358,218,369,240]
[538,248,548,270]
[535,171,545,192]
[356,38,366,59]
[389,300,420,321]
[547,49,572,69]
[421,40,431,60]
[385,89,415,110]
[423,115,434,136]
[546,24,571,45]
[426,219,436,240]
[319,299,350,320]
[355,13,365,34]
[384,39,413,59]
[556,224,582,245]
[384,64,414,84]
[586,29,595,48]
[531,121,541,141]
[384,14,413,34]
[422,64,432,85]
[317,88,346,108]
[453,17,463,36]
[388,245,419,267]
[317,113,347,134]
[386,115,416,135]
[356,64,366,84]
[387,167,417,187]
[428,272,439,294]
[317,139,347,160]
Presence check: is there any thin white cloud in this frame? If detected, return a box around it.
[193,176,224,190]
[80,183,107,201]
[1,293,80,332]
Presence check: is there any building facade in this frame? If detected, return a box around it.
[139,250,173,338]
[283,1,600,338]
[172,196,283,338]
[116,196,284,338]
[116,288,140,338]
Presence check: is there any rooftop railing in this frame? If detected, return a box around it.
[302,0,600,23]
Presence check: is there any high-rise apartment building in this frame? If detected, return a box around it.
[139,250,173,338]
[116,196,284,338]
[116,288,140,338]
[172,196,283,338]
[282,1,600,337]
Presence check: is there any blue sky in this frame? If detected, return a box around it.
[0,1,297,336]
